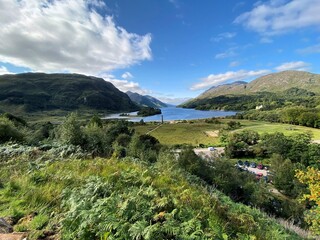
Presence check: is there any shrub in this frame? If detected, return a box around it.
[0,117,24,143]
[58,113,84,146]
[29,214,49,230]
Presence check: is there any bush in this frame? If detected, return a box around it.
[29,214,49,230]
[82,123,111,157]
[58,113,84,146]
[128,134,161,163]
[0,117,24,143]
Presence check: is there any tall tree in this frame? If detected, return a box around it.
[296,167,320,235]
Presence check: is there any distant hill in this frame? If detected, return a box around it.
[181,71,320,109]
[196,71,320,99]
[197,81,248,99]
[126,91,167,108]
[0,73,139,114]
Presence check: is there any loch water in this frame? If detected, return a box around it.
[105,107,237,122]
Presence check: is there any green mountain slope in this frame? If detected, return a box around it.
[0,73,139,113]
[181,71,320,110]
[196,71,320,99]
[126,91,167,108]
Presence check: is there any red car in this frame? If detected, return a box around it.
[256,173,263,180]
[257,163,264,169]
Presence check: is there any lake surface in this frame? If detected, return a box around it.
[104,107,237,122]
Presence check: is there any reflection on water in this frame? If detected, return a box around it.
[104,107,237,122]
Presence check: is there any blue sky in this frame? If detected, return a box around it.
[0,0,320,104]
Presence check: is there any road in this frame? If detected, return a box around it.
[194,147,269,176]
[242,166,268,176]
[193,147,225,158]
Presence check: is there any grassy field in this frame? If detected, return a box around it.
[134,119,320,146]
[229,119,320,139]
[134,122,224,146]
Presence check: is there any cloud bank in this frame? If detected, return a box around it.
[235,0,320,36]
[297,44,320,54]
[0,0,152,74]
[191,70,270,91]
[0,66,13,75]
[275,61,310,71]
[99,73,151,95]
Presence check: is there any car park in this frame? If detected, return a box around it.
[250,162,257,168]
[208,146,215,151]
[256,173,263,180]
[257,163,263,169]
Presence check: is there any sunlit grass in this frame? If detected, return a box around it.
[134,122,223,146]
[134,119,320,146]
[230,120,320,140]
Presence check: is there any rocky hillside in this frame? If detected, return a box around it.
[0,73,139,113]
[126,91,167,108]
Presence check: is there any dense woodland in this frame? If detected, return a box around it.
[0,112,319,239]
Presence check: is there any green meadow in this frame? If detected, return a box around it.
[134,119,320,146]
[134,122,223,146]
[230,120,320,139]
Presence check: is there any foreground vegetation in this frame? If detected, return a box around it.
[0,112,319,239]
[1,147,306,239]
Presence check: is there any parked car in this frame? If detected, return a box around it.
[250,162,257,168]
[208,146,215,151]
[257,163,263,169]
[244,161,250,167]
[256,173,263,180]
[237,160,244,166]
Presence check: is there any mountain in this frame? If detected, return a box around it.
[181,71,320,109]
[0,73,139,114]
[196,71,320,99]
[197,81,248,99]
[126,91,167,108]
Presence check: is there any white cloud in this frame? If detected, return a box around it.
[235,0,320,36]
[232,2,245,12]
[100,74,151,95]
[157,96,191,105]
[275,61,310,71]
[229,61,241,67]
[191,69,270,91]
[260,37,273,43]
[169,0,180,9]
[0,0,152,75]
[121,72,134,79]
[0,66,13,75]
[211,32,236,42]
[215,48,237,59]
[297,44,320,54]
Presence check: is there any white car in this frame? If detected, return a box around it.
[208,147,215,151]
